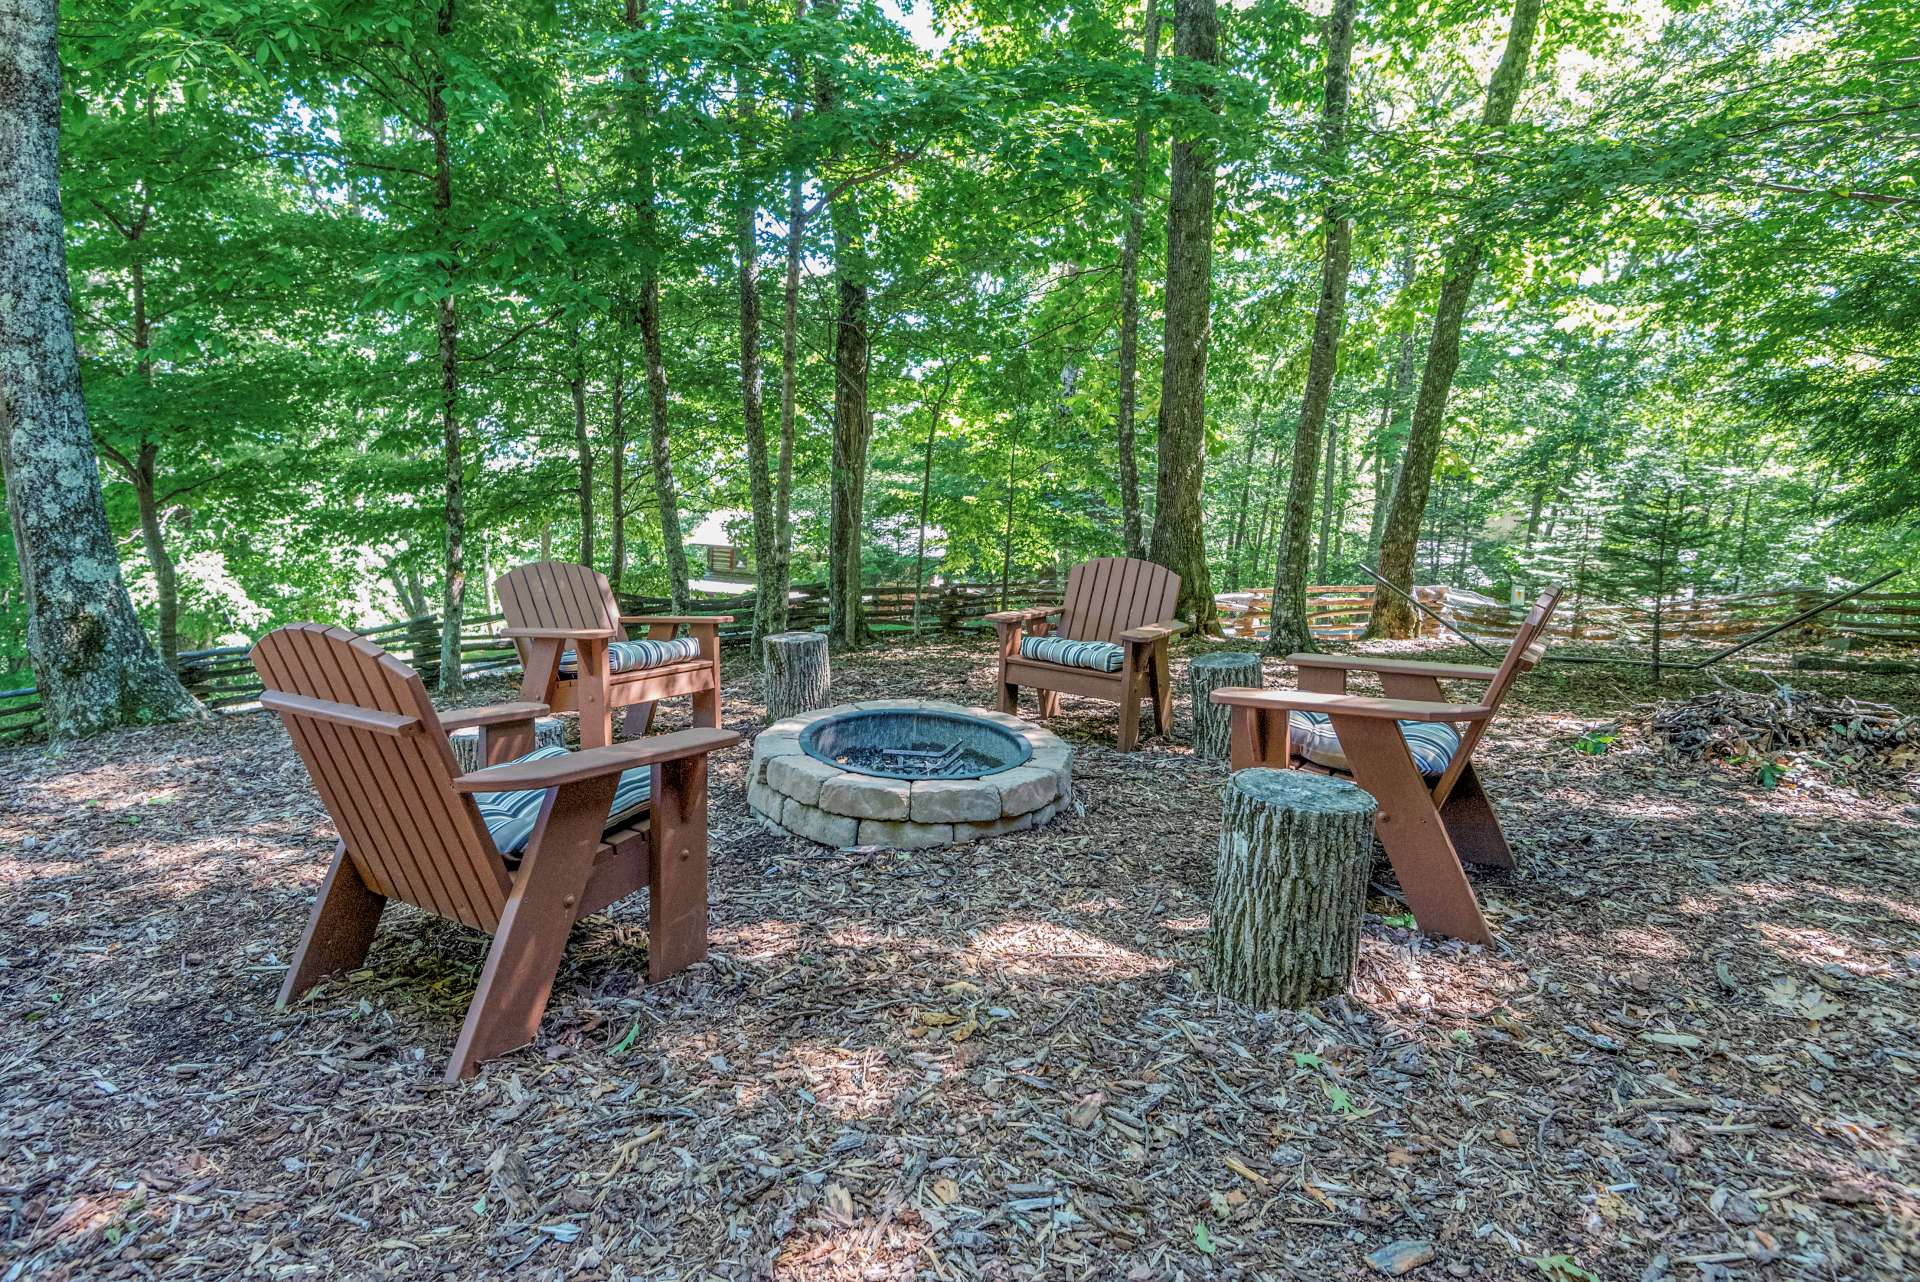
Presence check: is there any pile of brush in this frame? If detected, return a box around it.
[1647,680,1920,789]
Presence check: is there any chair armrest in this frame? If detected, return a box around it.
[1121,619,1190,643]
[1207,687,1490,724]
[499,626,616,641]
[438,700,550,732]
[260,691,421,736]
[1287,654,1501,682]
[451,727,742,792]
[984,605,1061,623]
[619,615,732,626]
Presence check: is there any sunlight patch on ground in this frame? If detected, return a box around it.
[965,919,1172,980]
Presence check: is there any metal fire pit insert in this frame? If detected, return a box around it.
[799,707,1033,781]
[747,699,1073,850]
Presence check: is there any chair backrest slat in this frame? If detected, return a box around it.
[253,624,509,931]
[1060,557,1180,644]
[1433,586,1564,802]
[497,561,625,641]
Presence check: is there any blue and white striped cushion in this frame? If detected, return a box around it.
[470,745,652,857]
[1020,635,1124,673]
[558,636,701,677]
[1288,710,1461,778]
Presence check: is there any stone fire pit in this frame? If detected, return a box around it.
[748,699,1072,849]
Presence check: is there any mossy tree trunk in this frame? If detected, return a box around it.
[1267,0,1357,657]
[0,0,200,736]
[1209,768,1375,1008]
[1147,0,1221,635]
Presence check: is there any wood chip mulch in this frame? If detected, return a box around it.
[2,637,1917,1281]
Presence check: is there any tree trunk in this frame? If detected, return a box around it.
[1208,768,1376,1009]
[1367,294,1418,562]
[1225,412,1260,590]
[821,41,872,653]
[426,0,464,694]
[570,355,591,567]
[766,0,808,638]
[737,72,776,643]
[1000,416,1019,609]
[1265,0,1355,657]
[1114,0,1159,561]
[1147,0,1221,634]
[127,447,179,669]
[1370,0,1544,639]
[0,2,198,735]
[1189,650,1261,763]
[628,0,687,615]
[1316,408,1340,582]
[609,356,627,590]
[762,630,830,723]
[912,366,958,636]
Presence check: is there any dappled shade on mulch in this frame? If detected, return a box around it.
[3,637,1917,1279]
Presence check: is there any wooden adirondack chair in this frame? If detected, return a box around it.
[986,557,1188,751]
[1208,587,1563,945]
[496,561,729,750]
[253,623,740,1080]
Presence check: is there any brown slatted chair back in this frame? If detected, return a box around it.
[252,624,511,932]
[1433,586,1564,802]
[1058,557,1181,645]
[496,561,625,640]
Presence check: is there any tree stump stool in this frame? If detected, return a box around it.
[1189,650,1263,762]
[446,715,565,773]
[763,631,830,723]
[1209,767,1377,1009]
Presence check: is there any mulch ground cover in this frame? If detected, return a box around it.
[2,635,1916,1281]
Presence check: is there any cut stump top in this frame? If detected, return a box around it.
[1191,651,1262,672]
[1227,767,1376,816]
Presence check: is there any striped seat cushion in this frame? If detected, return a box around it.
[1019,635,1124,673]
[471,745,652,857]
[1288,710,1461,778]
[558,636,701,677]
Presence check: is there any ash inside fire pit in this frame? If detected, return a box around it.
[799,708,1032,781]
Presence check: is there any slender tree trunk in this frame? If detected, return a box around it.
[1249,438,1284,586]
[0,1,198,735]
[609,355,627,590]
[428,0,464,693]
[1370,0,1544,638]
[1266,0,1356,656]
[767,0,808,636]
[1147,0,1221,633]
[819,10,872,651]
[570,355,591,566]
[1316,408,1339,582]
[912,366,958,636]
[627,0,687,614]
[105,252,184,671]
[1000,418,1019,610]
[1114,0,1160,560]
[1367,296,1418,561]
[736,53,777,642]
[1225,413,1260,590]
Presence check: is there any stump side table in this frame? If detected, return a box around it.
[763,631,831,723]
[1189,650,1263,762]
[447,715,566,773]
[1209,767,1376,1009]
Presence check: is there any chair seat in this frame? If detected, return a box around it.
[558,636,701,677]
[1288,710,1461,778]
[471,745,651,857]
[1019,635,1123,673]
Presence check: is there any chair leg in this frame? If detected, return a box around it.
[1149,645,1172,737]
[647,754,711,982]
[1438,763,1513,869]
[1327,715,1493,946]
[624,701,657,738]
[690,683,720,729]
[280,843,385,1007]
[1038,689,1061,719]
[446,778,613,1080]
[579,679,615,749]
[1116,683,1141,752]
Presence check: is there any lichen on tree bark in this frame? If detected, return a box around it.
[0,0,199,737]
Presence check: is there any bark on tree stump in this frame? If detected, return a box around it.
[1189,651,1263,762]
[763,631,831,723]
[447,716,565,773]
[1209,767,1377,1008]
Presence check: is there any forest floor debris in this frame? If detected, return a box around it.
[2,637,1917,1280]
[1642,680,1920,794]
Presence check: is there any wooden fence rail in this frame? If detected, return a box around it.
[0,579,1061,742]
